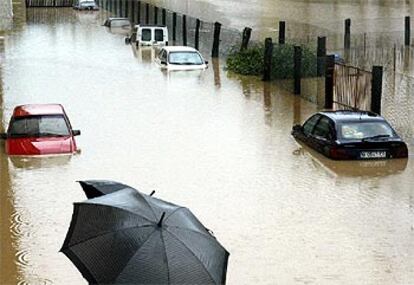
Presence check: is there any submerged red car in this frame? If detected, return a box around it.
[0,104,80,156]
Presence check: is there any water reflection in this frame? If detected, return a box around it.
[293,140,408,178]
[9,155,72,170]
[211,58,221,88]
[132,45,157,63]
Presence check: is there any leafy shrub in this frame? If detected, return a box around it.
[226,43,317,79]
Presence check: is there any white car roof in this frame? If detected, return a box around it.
[163,46,199,53]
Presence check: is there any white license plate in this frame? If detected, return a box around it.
[360,151,387,159]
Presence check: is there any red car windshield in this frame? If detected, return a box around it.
[9,115,70,138]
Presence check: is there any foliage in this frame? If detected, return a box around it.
[226,43,318,79]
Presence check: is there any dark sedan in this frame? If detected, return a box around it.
[292,111,408,160]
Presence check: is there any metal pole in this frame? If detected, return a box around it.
[263,38,273,81]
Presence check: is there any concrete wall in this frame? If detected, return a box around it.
[0,0,13,31]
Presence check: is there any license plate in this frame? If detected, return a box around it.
[360,151,387,159]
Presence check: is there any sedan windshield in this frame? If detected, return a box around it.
[168,52,203,65]
[9,115,70,138]
[339,121,395,140]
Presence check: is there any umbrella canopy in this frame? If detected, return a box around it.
[77,180,135,199]
[61,188,229,284]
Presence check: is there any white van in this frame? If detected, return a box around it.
[133,25,168,46]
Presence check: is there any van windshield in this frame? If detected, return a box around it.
[9,115,70,138]
[168,52,203,65]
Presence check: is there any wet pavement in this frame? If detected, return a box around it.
[0,3,414,285]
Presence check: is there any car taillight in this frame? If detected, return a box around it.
[394,144,408,158]
[329,147,352,160]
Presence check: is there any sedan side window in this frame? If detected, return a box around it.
[313,116,333,140]
[303,115,320,136]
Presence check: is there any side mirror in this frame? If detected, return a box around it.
[72,130,81,136]
[292,124,302,132]
[125,37,131,44]
[160,60,167,65]
[0,133,7,140]
[205,60,209,65]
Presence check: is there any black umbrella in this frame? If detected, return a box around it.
[77,180,135,199]
[61,187,229,284]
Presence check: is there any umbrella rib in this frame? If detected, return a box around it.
[163,206,186,223]
[159,229,171,284]
[63,224,155,249]
[165,225,213,240]
[114,228,161,283]
[139,195,159,220]
[165,229,217,284]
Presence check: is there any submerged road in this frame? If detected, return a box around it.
[0,6,413,285]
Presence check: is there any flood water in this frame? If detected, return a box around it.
[1,3,414,285]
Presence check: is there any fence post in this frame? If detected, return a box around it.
[195,19,201,50]
[182,15,187,46]
[294,46,302,95]
[325,54,335,109]
[131,0,135,23]
[172,12,177,41]
[145,3,149,24]
[405,16,411,46]
[263,38,273,81]
[279,21,286,44]
[344,18,351,49]
[212,22,222,58]
[240,27,252,51]
[137,1,141,24]
[162,8,166,25]
[371,66,383,115]
[119,0,123,17]
[317,36,326,76]
[154,6,158,24]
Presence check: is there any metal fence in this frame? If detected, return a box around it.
[333,63,372,111]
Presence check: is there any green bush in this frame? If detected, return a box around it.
[226,43,317,79]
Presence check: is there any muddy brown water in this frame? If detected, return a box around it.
[0,3,414,285]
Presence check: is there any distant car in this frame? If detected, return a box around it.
[0,104,81,156]
[126,25,168,46]
[155,46,208,71]
[73,0,99,10]
[103,17,131,28]
[291,111,408,160]
[333,53,345,64]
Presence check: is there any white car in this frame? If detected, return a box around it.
[103,17,131,28]
[73,0,98,10]
[155,46,208,71]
